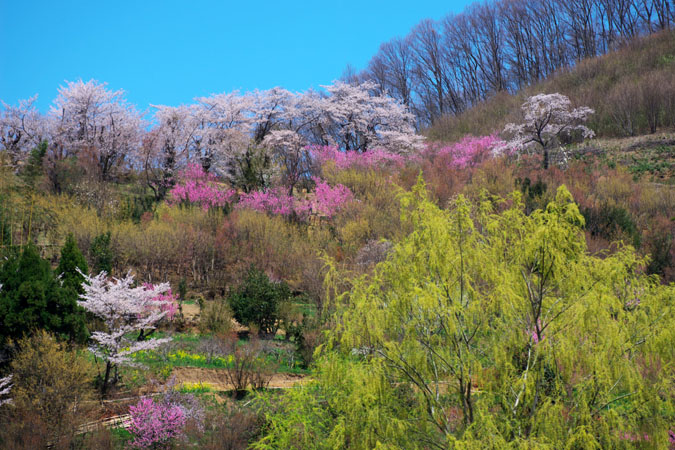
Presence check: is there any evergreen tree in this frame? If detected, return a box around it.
[90,231,113,274]
[19,141,47,190]
[228,267,291,337]
[56,233,88,296]
[0,244,87,345]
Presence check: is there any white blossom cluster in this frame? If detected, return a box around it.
[0,374,12,406]
[78,271,172,366]
[1,79,423,181]
[497,93,595,156]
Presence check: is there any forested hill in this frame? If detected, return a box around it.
[349,0,674,130]
[426,28,675,142]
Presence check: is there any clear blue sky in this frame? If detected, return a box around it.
[0,0,470,111]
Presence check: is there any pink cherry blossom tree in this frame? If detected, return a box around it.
[426,134,505,169]
[168,163,236,210]
[78,272,173,397]
[128,397,186,449]
[498,93,594,169]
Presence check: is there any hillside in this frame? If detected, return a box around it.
[426,29,675,143]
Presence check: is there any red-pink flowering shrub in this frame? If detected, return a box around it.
[168,163,236,210]
[237,188,296,216]
[142,283,179,320]
[236,178,353,219]
[311,146,406,170]
[425,134,504,169]
[128,397,186,449]
[311,177,354,218]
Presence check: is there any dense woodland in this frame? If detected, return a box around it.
[0,0,674,449]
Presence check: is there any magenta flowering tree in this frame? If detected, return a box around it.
[128,397,187,449]
[426,134,504,169]
[311,145,406,170]
[236,187,296,216]
[78,272,173,397]
[168,163,236,210]
[236,178,354,220]
[311,177,354,218]
[142,283,179,321]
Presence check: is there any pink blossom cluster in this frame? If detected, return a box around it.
[425,134,504,169]
[618,431,650,443]
[128,397,187,449]
[311,146,406,170]
[237,187,296,216]
[527,319,544,345]
[236,178,354,219]
[669,429,675,446]
[143,283,179,320]
[168,163,236,211]
[311,177,354,217]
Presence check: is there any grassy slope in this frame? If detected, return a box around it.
[425,29,675,142]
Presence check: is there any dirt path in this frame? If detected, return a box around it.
[171,366,309,391]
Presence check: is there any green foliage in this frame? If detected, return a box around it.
[0,244,88,345]
[7,331,93,436]
[56,233,88,296]
[19,141,47,190]
[228,146,274,193]
[228,267,291,337]
[583,204,641,248]
[90,231,113,274]
[256,179,675,448]
[199,299,233,334]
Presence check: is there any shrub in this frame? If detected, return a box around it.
[194,406,261,450]
[90,231,113,274]
[128,397,186,449]
[5,331,93,442]
[228,267,291,337]
[199,299,233,335]
[221,336,275,397]
[169,163,236,211]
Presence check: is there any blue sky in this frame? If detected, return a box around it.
[0,0,469,111]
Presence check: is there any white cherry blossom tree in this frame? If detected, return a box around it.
[78,271,173,397]
[499,93,594,169]
[0,374,12,406]
[317,81,424,153]
[0,95,47,167]
[49,79,144,180]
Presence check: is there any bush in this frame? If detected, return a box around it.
[228,267,291,337]
[128,397,186,449]
[90,231,113,274]
[199,299,233,335]
[583,203,641,247]
[191,406,261,450]
[1,331,93,445]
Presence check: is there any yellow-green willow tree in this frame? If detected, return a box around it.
[255,178,674,449]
